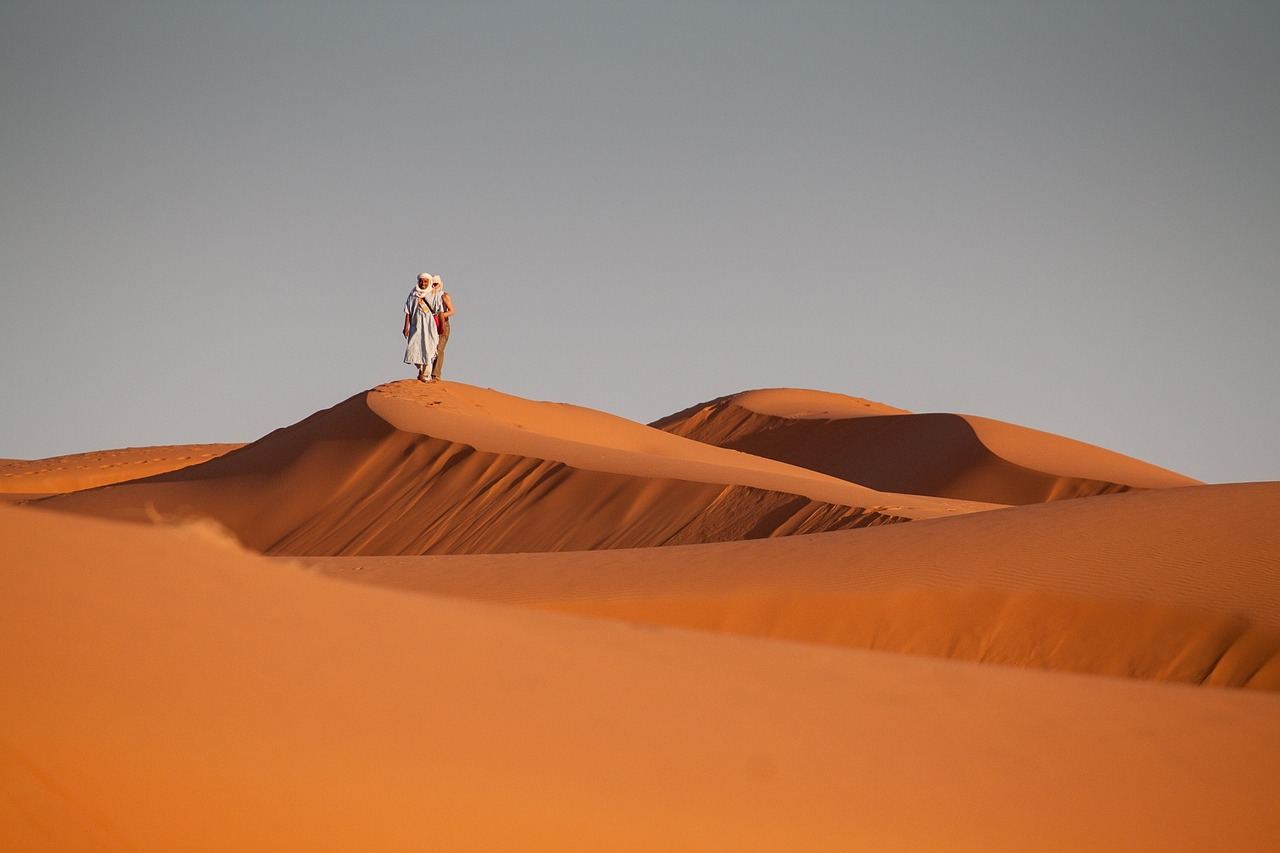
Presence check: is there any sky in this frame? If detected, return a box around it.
[1,1,1277,483]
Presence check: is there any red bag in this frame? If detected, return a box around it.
[434,314,444,334]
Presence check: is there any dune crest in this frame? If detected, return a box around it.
[365,381,988,515]
[657,388,911,423]
[653,388,1200,505]
[40,383,967,555]
[0,444,241,500]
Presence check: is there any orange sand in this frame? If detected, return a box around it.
[5,381,1278,851]
[654,388,1200,504]
[307,482,1280,689]
[0,444,241,499]
[4,504,1279,852]
[39,383,993,554]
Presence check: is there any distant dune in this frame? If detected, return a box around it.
[4,504,1279,852]
[654,388,1200,504]
[0,443,241,501]
[39,383,988,555]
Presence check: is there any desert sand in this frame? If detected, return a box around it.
[38,382,994,555]
[4,504,1280,852]
[654,388,1201,504]
[0,444,240,502]
[309,482,1280,689]
[4,381,1279,850]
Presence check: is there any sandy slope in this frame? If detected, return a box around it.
[654,388,1200,504]
[37,382,992,555]
[0,444,241,499]
[3,503,1279,852]
[308,482,1280,689]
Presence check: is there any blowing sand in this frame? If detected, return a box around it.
[4,381,1277,851]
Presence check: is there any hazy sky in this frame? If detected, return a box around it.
[2,1,1277,483]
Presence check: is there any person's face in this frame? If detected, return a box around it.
[418,278,430,288]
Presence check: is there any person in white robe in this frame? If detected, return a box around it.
[402,273,443,381]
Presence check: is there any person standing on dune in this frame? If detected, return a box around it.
[402,273,443,382]
[429,274,454,381]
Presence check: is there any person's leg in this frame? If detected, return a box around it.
[431,323,450,380]
[407,321,425,379]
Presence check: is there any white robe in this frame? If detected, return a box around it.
[403,286,443,367]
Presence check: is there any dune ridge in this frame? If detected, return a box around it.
[365,381,989,515]
[39,383,941,555]
[4,503,1280,852]
[306,482,1280,689]
[653,388,1200,505]
[0,443,241,499]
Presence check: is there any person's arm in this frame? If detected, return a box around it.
[402,306,411,337]
[441,292,454,320]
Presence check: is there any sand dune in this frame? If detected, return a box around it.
[4,503,1279,852]
[5,379,1279,850]
[0,443,241,500]
[654,388,1201,504]
[307,482,1280,689]
[37,382,992,555]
